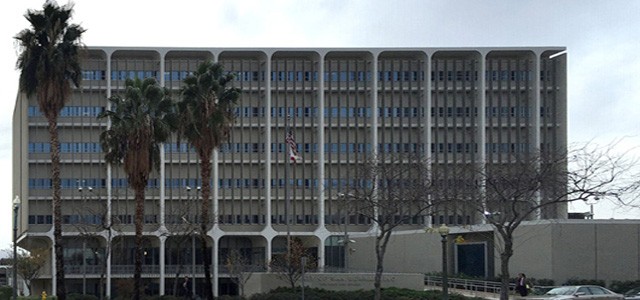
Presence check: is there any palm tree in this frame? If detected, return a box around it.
[99,77,177,300]
[178,61,240,300]
[15,2,85,299]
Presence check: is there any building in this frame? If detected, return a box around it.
[12,47,567,297]
[353,219,640,287]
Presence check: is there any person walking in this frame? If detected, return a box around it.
[182,276,192,299]
[515,273,530,297]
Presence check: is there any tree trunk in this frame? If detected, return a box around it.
[499,236,514,300]
[200,155,214,300]
[48,117,66,300]
[133,187,146,300]
[373,234,388,300]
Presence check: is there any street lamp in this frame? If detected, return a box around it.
[13,195,21,300]
[584,196,599,219]
[437,224,450,300]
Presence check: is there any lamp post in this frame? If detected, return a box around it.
[585,196,599,219]
[13,195,21,300]
[437,224,450,300]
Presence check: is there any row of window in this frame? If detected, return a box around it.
[29,143,102,154]
[83,69,553,83]
[28,214,102,225]
[26,104,550,123]
[28,177,424,190]
[27,141,530,156]
[28,178,106,189]
[28,106,105,117]
[433,106,543,119]
[29,213,428,226]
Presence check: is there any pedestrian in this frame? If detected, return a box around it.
[182,276,192,299]
[515,273,530,297]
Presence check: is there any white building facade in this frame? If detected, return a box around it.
[12,47,567,297]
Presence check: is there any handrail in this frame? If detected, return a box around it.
[425,275,514,294]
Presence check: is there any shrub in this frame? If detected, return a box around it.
[247,287,484,300]
[0,287,12,300]
[563,278,606,287]
[609,280,640,294]
[68,293,98,300]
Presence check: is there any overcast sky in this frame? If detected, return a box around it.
[1,0,639,250]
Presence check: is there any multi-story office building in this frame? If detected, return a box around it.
[12,47,567,297]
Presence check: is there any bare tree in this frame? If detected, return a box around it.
[10,247,48,295]
[73,189,119,300]
[440,145,640,300]
[165,194,200,298]
[224,249,257,298]
[343,153,436,300]
[270,237,316,289]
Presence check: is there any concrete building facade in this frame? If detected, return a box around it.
[12,47,567,297]
[354,219,640,287]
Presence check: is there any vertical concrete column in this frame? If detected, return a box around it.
[51,236,56,296]
[105,49,114,295]
[532,51,542,219]
[212,52,220,225]
[316,235,325,272]
[264,53,273,228]
[265,236,273,272]
[370,51,379,233]
[317,52,326,229]
[159,51,167,227]
[106,233,112,298]
[477,51,488,223]
[212,238,218,297]
[423,51,433,227]
[159,235,166,295]
[105,49,114,230]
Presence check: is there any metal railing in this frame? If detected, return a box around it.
[425,276,514,295]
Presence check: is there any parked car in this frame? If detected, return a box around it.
[624,287,640,299]
[528,285,623,299]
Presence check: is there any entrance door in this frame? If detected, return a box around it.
[455,242,487,278]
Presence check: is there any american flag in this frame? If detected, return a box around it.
[285,130,302,162]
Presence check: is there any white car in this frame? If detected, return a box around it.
[528,285,623,299]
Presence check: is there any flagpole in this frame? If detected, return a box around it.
[285,113,292,270]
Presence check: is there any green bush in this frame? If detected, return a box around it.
[146,295,181,300]
[67,293,98,300]
[0,287,12,300]
[609,280,640,294]
[564,278,606,287]
[529,278,555,287]
[247,287,484,300]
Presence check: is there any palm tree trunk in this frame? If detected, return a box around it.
[134,187,146,300]
[200,155,214,300]
[48,117,66,300]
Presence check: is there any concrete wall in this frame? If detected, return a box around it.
[348,230,443,274]
[348,220,640,286]
[243,273,423,297]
